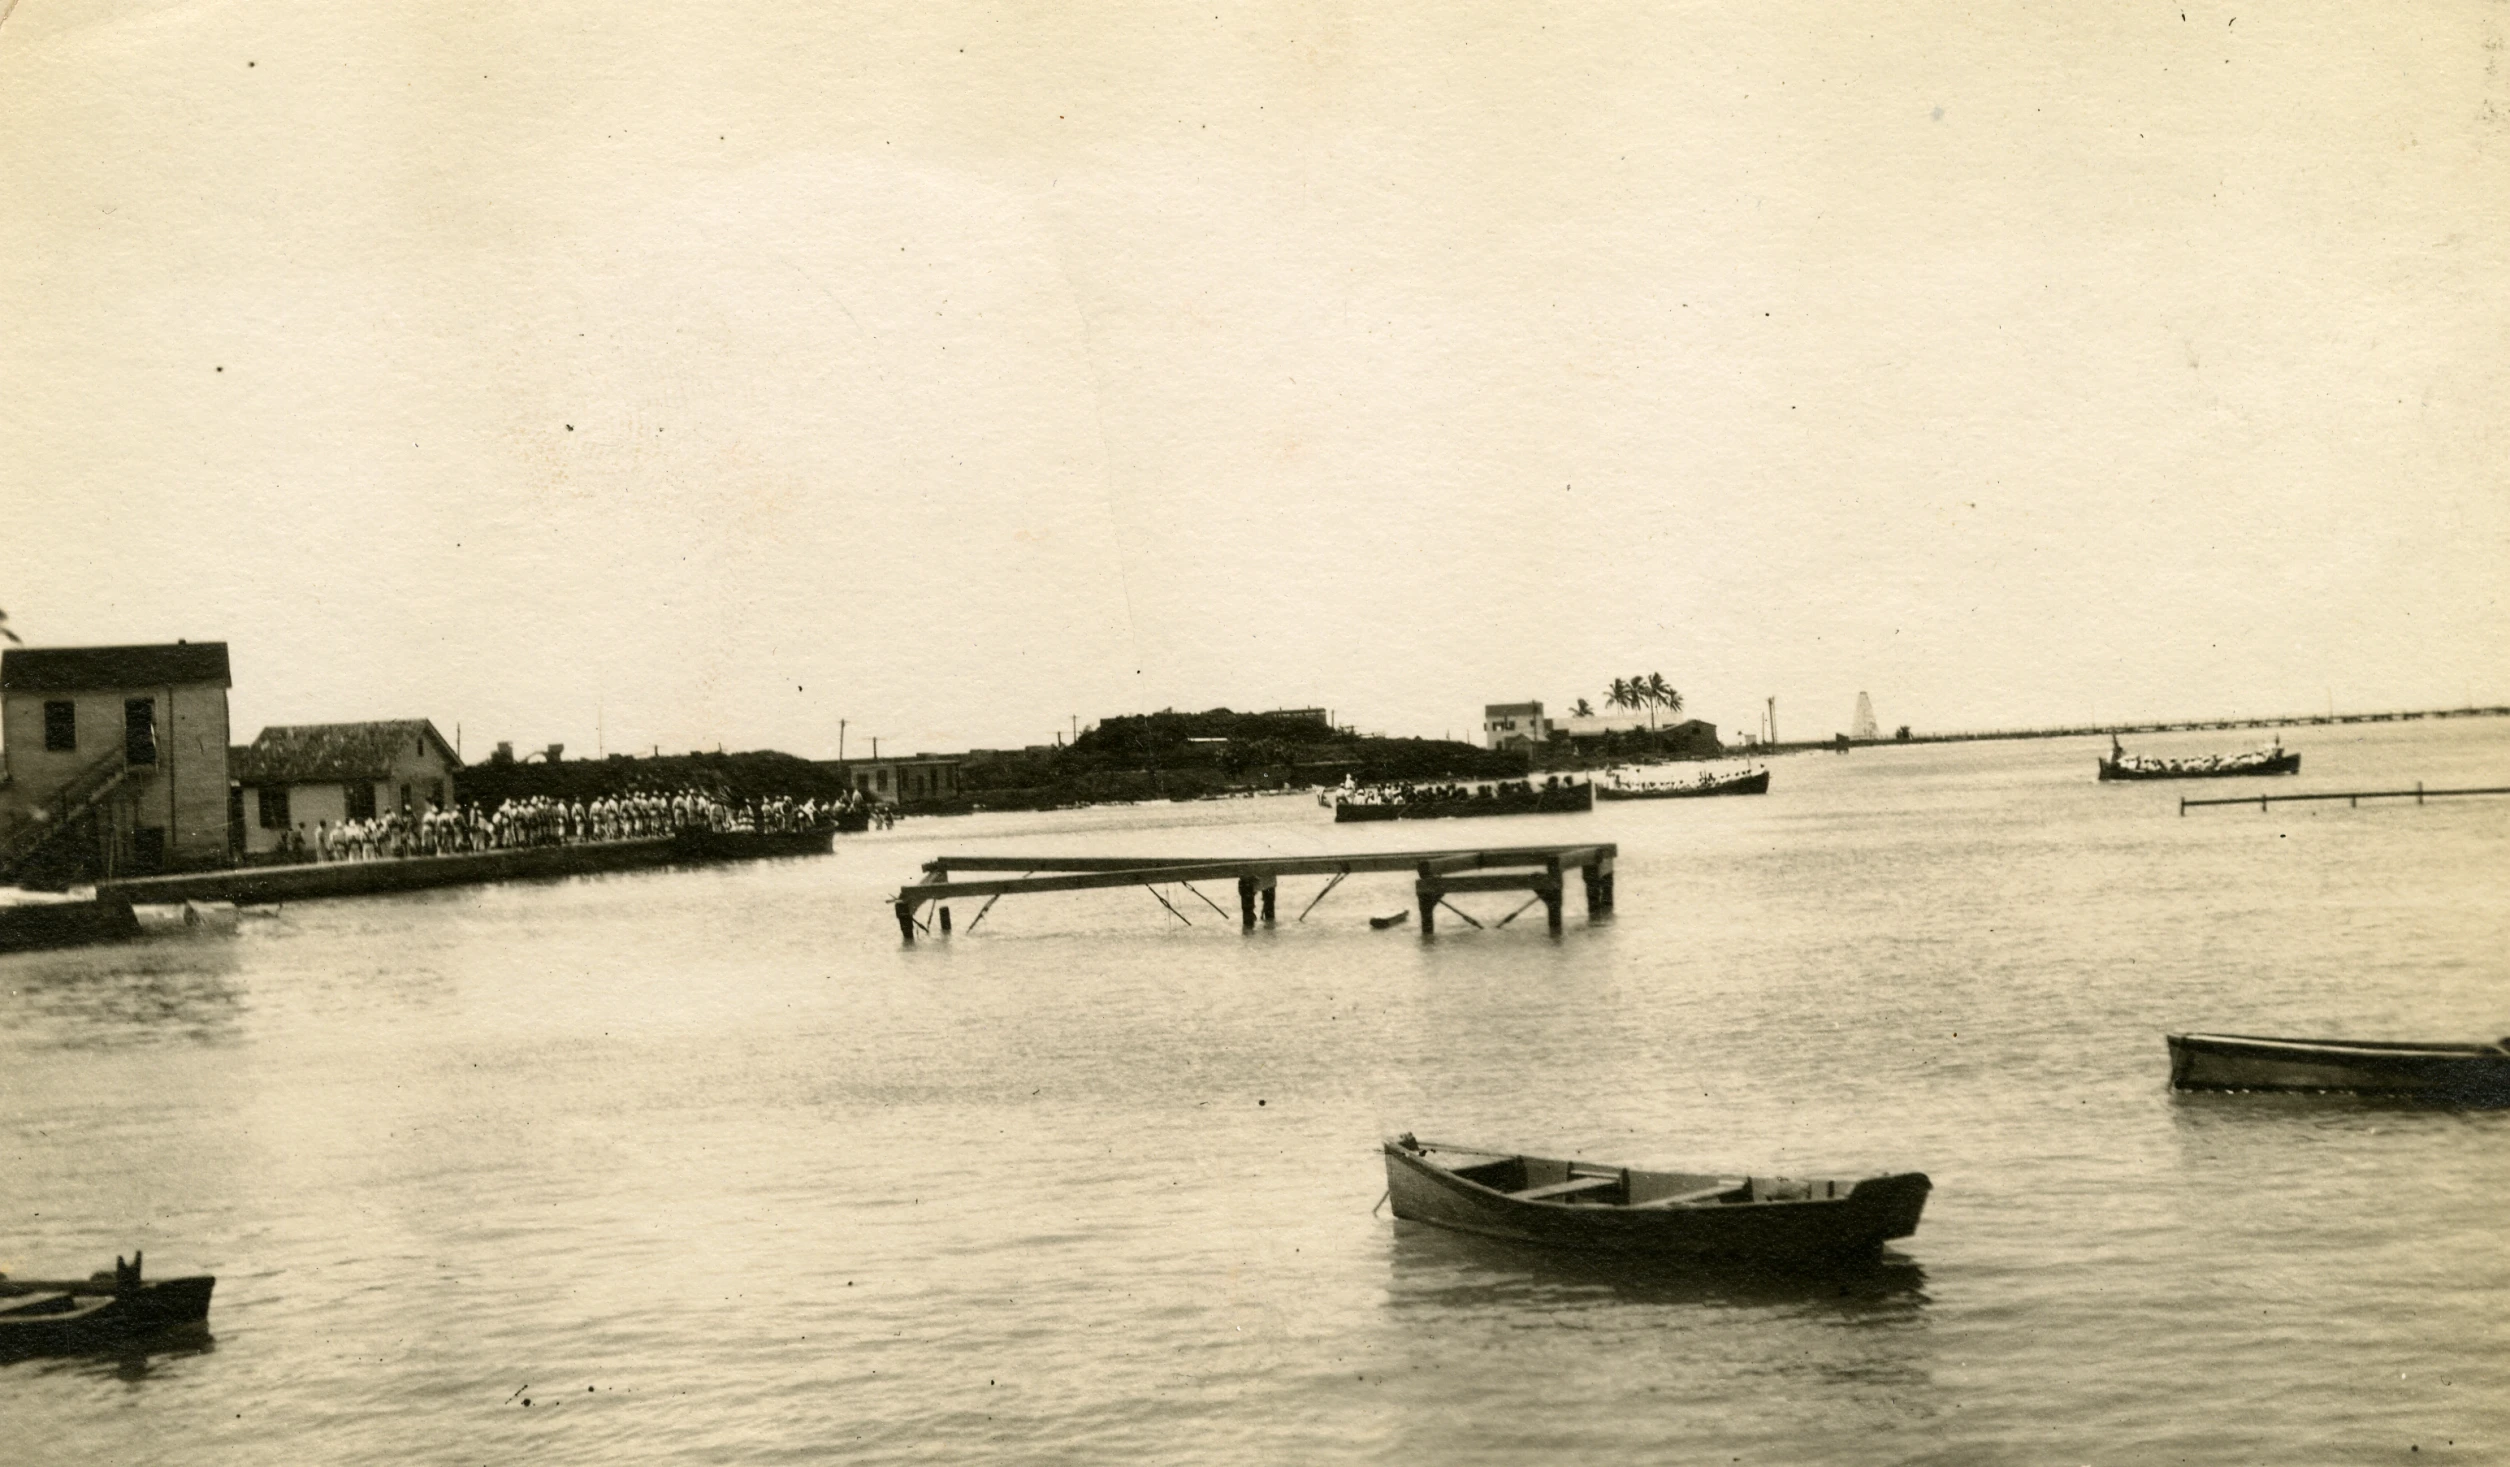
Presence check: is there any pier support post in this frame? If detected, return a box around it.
[1260,879,1276,926]
[1542,880,1564,933]
[939,905,952,935]
[894,900,917,944]
[1238,876,1258,931]
[1416,885,1437,936]
[1581,855,1614,917]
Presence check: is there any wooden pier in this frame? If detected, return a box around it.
[892,843,1616,942]
[2179,783,2510,814]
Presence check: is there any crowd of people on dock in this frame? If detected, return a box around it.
[267,787,879,863]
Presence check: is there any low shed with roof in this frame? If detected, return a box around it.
[231,721,461,856]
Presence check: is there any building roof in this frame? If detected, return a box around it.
[232,720,460,784]
[1,642,231,693]
[1484,701,1545,717]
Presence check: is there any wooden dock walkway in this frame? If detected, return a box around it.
[2179,783,2510,814]
[893,843,1616,942]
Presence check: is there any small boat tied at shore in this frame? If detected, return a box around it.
[2099,734,2299,781]
[1325,775,1594,822]
[1594,763,1770,801]
[1381,1135,1930,1263]
[2166,1032,2510,1103]
[0,1253,215,1358]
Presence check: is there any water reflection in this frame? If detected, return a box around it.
[2167,1088,2510,1141]
[1,1330,217,1383]
[1383,1222,1930,1319]
[0,944,244,1050]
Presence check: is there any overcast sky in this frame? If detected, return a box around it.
[4,1,2504,758]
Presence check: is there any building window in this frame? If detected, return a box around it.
[430,779,445,809]
[345,782,377,821]
[258,786,291,830]
[399,782,412,812]
[124,699,157,765]
[132,827,166,872]
[44,700,75,751]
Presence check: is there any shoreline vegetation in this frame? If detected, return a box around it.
[456,704,2510,821]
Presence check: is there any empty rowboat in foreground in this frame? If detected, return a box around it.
[1382,1135,1930,1262]
[2166,1033,2510,1103]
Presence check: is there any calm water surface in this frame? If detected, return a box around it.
[5,721,2507,1464]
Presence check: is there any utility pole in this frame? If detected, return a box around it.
[839,718,847,761]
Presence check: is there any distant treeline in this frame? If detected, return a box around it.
[450,707,1614,818]
[933,709,1525,811]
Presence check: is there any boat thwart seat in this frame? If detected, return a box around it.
[1509,1175,1621,1202]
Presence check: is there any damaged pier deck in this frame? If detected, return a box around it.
[893,843,1616,942]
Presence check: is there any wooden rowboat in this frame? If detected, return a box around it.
[2166,1032,2510,1102]
[0,1254,215,1357]
[1382,1135,1929,1262]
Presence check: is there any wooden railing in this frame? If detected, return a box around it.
[0,746,133,881]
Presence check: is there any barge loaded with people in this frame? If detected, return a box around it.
[1327,777,1593,822]
[1595,766,1769,800]
[2099,735,2299,781]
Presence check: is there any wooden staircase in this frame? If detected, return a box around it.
[0,748,133,885]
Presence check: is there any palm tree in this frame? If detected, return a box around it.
[1645,673,1679,727]
[0,607,19,645]
[1571,697,1595,719]
[1605,678,1631,717]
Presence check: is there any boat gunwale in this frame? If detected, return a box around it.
[2169,1032,2510,1060]
[1385,1141,1901,1213]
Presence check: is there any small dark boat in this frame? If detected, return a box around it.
[1382,1136,1929,1262]
[2166,1033,2510,1102]
[2099,736,2299,781]
[832,807,873,834]
[1368,910,1411,930]
[1595,769,1770,801]
[0,1254,214,1357]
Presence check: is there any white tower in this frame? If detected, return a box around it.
[1850,692,1879,741]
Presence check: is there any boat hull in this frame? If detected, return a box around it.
[1382,1142,1928,1262]
[0,1276,215,1357]
[2099,752,2300,781]
[669,827,837,860]
[1596,771,1769,800]
[2167,1033,2510,1102]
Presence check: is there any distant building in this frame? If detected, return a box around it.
[820,755,964,804]
[1261,707,1333,727]
[229,720,461,856]
[1482,701,1551,750]
[1558,716,1725,761]
[0,641,233,881]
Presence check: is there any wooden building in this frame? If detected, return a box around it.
[820,755,964,805]
[1482,701,1553,751]
[230,720,462,856]
[0,641,233,883]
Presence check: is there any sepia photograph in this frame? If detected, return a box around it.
[3,2,2506,1462]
